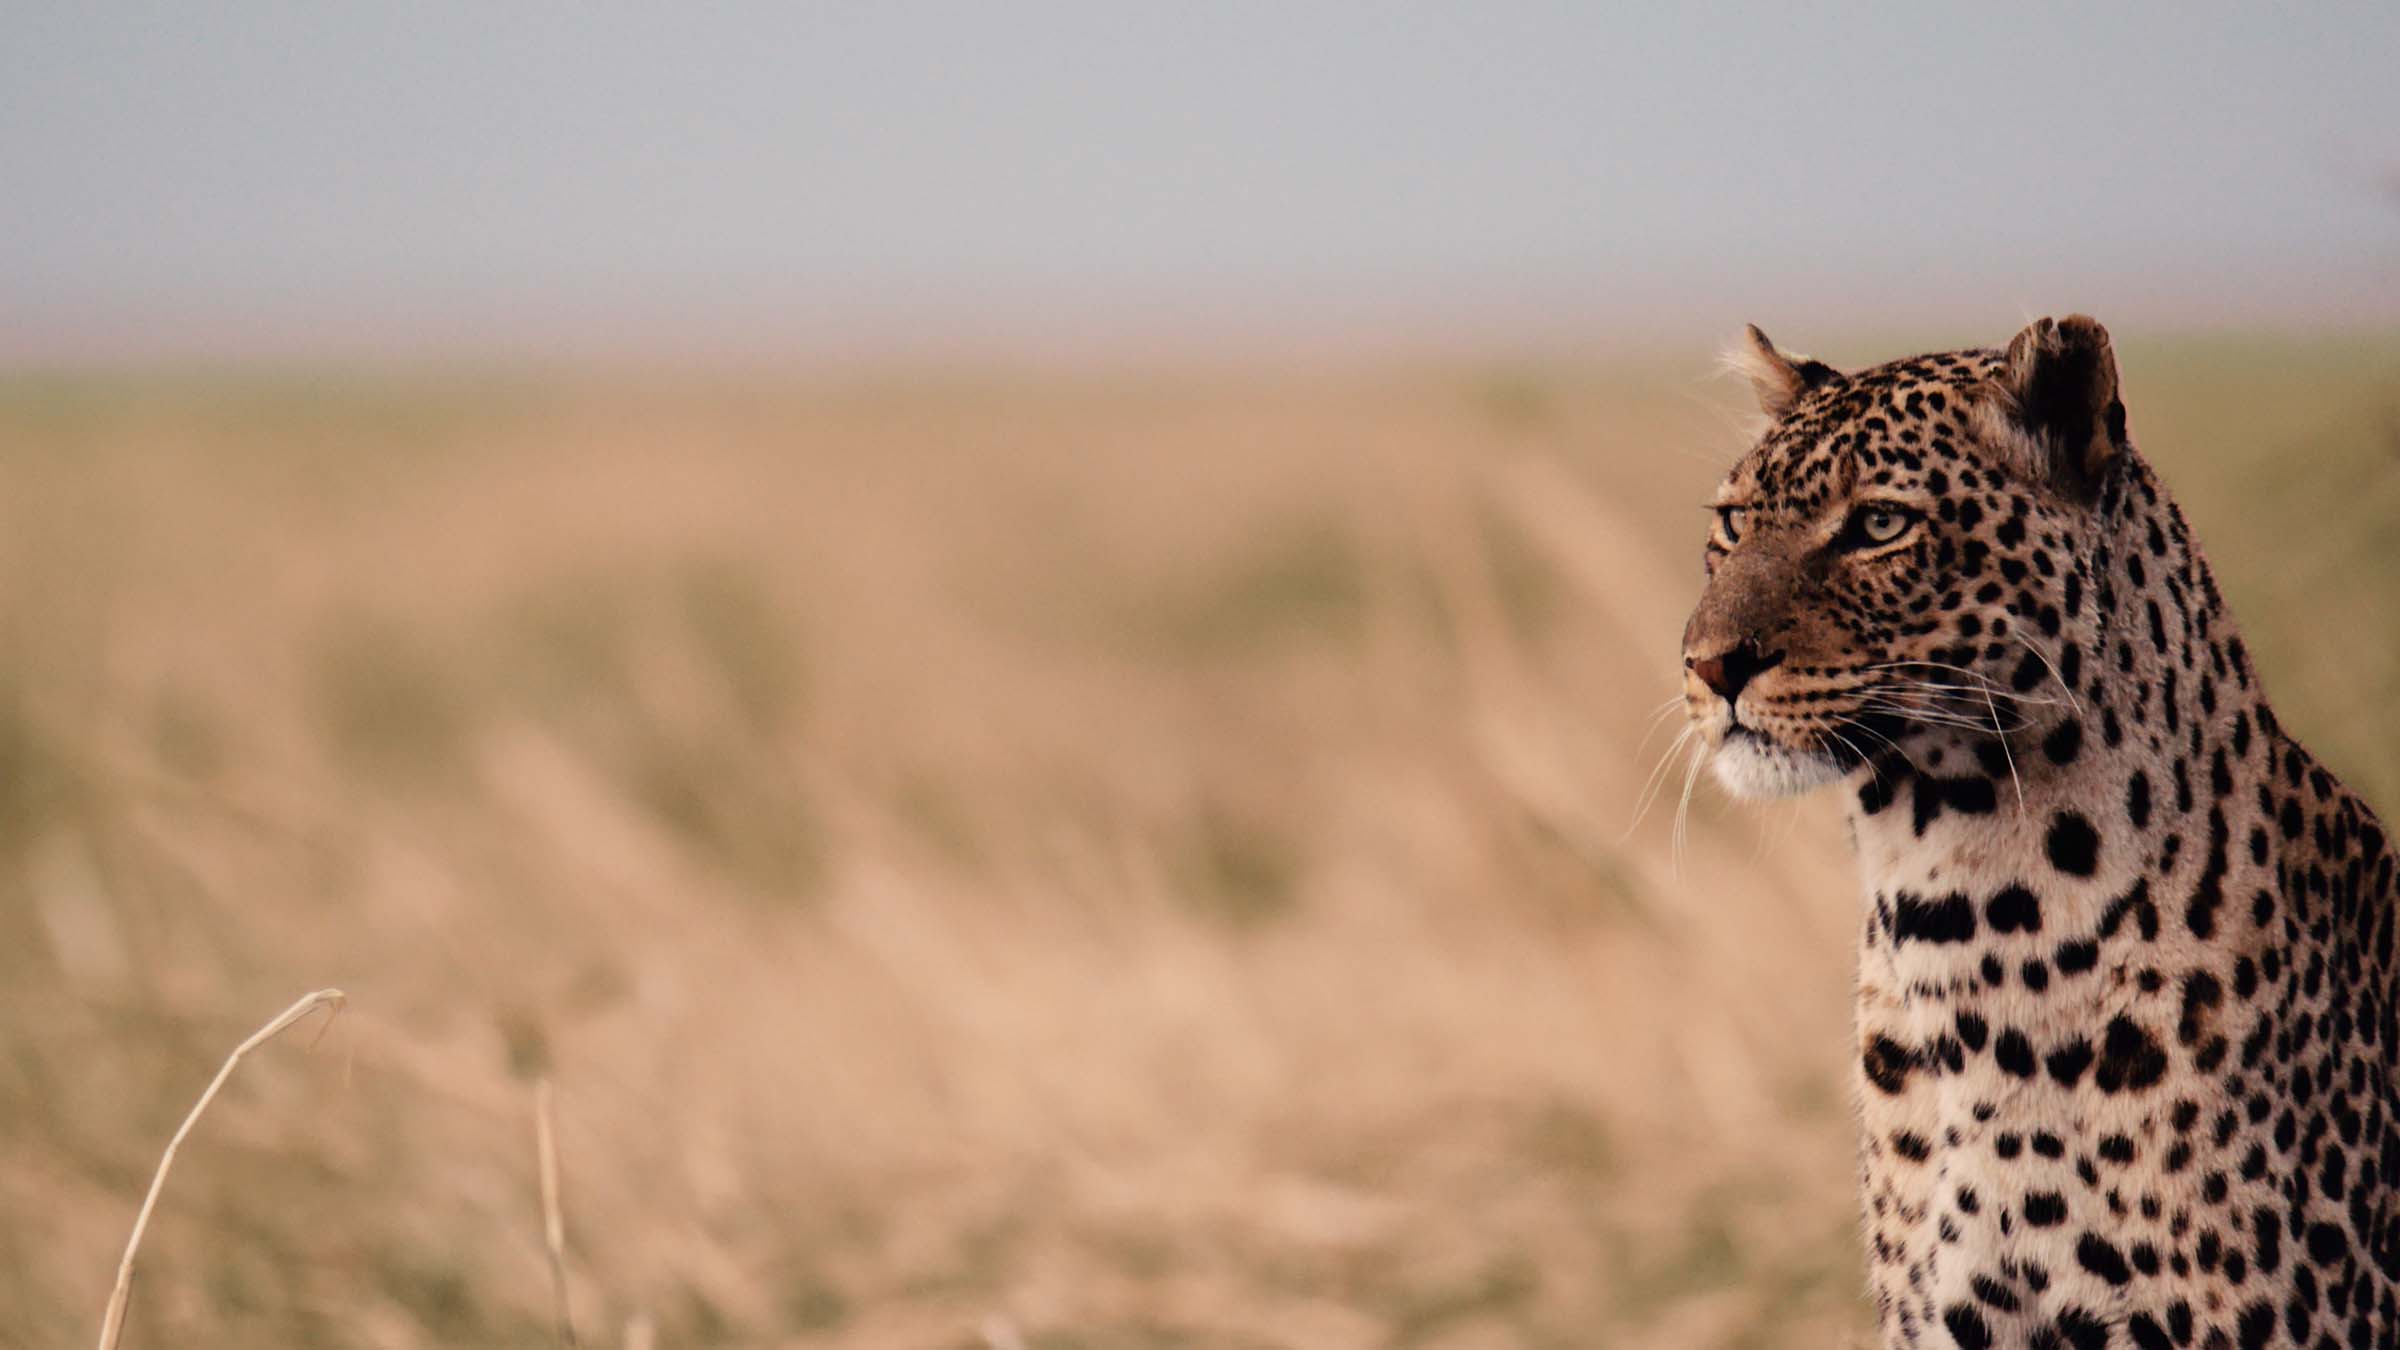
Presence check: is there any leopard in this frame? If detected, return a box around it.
[1678,315,2400,1349]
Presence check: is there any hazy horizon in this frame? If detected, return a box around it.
[7,3,2396,364]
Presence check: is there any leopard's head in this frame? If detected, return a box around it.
[1682,315,2131,799]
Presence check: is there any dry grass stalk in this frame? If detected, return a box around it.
[96,987,347,1350]
[536,1076,578,1348]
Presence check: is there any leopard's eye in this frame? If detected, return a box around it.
[1846,504,1917,548]
[1716,505,1750,545]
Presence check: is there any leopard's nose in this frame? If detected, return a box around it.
[1687,640,1786,703]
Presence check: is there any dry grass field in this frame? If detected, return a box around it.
[0,335,2393,1348]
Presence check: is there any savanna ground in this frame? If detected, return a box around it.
[0,335,2393,1349]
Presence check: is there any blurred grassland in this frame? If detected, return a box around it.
[0,334,2392,1349]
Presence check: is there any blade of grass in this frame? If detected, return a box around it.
[97,988,347,1350]
[535,1075,578,1347]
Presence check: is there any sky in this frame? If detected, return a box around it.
[4,2,2396,363]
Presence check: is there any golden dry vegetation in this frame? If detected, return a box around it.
[0,336,2393,1348]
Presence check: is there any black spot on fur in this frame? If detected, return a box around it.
[2041,718,2082,766]
[2051,1305,2108,1350]
[1863,1036,1916,1094]
[1942,1303,1993,1350]
[2186,806,2229,939]
[2045,1038,2094,1087]
[2053,940,2098,976]
[2047,812,2100,876]
[1995,1029,2036,1077]
[2094,1015,2168,1093]
[1984,885,2042,934]
[2126,1313,2172,1350]
[2011,651,2047,693]
[1954,1011,1988,1053]
[2076,1232,2133,1285]
[2237,1300,2274,1349]
[1891,892,1977,944]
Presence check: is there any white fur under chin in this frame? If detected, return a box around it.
[1708,734,1848,799]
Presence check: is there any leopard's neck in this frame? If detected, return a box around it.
[1839,449,2268,994]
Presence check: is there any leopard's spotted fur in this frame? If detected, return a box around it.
[1680,317,2400,1349]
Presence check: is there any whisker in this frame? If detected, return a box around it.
[1850,705,2027,733]
[2008,632,2086,718]
[1850,687,2043,726]
[1827,722,1900,768]
[1861,669,2062,707]
[1972,681,2026,810]
[1819,726,1870,775]
[1671,738,1706,877]
[1630,697,1692,762]
[1863,658,2030,688]
[1623,723,1698,842]
[1848,698,2027,734]
[1868,678,2063,708]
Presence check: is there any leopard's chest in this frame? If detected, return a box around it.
[1854,949,2209,1257]
[1845,814,2257,1342]
[1832,749,2400,1350]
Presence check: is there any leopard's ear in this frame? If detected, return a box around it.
[1727,324,1840,419]
[1990,315,2127,499]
